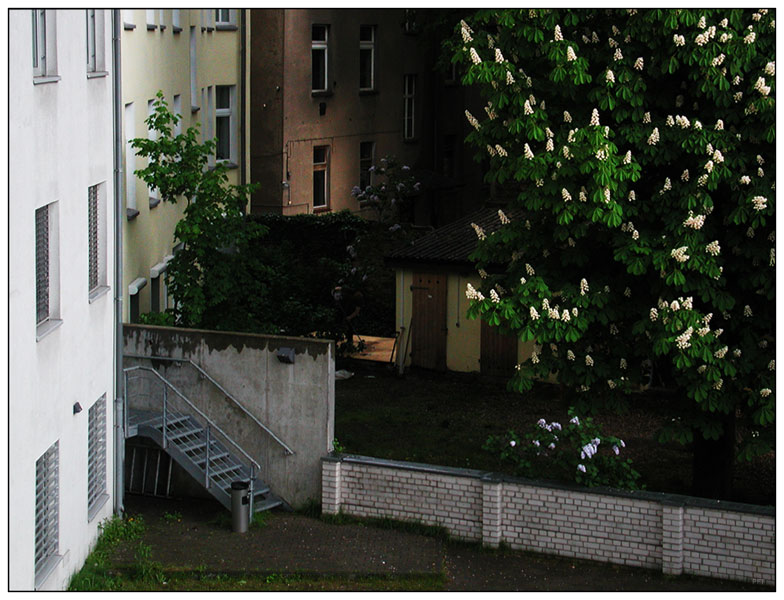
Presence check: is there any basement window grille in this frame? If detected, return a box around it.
[88,185,99,292]
[35,441,59,578]
[87,395,107,513]
[35,205,50,324]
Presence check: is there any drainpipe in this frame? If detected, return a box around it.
[239,9,247,189]
[111,8,125,516]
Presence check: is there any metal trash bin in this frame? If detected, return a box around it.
[231,480,251,533]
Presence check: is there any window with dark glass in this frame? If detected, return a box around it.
[359,25,375,91]
[313,146,329,208]
[403,74,416,139]
[359,141,375,190]
[312,25,329,92]
[215,85,233,161]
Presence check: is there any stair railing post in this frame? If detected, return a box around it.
[204,425,211,488]
[249,464,255,516]
[162,386,168,449]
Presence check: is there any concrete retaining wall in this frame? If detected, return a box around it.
[322,454,775,586]
[124,324,335,506]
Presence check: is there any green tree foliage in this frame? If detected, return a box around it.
[447,10,775,468]
[131,92,265,329]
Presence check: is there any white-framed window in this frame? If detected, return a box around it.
[150,257,170,313]
[359,25,376,91]
[86,9,96,72]
[215,85,235,163]
[313,146,330,209]
[128,277,147,323]
[359,141,375,190]
[87,395,107,519]
[147,99,160,205]
[173,94,182,136]
[190,27,198,111]
[123,9,135,30]
[35,441,59,586]
[32,9,46,76]
[87,183,108,298]
[172,9,181,32]
[32,9,57,80]
[215,9,234,27]
[146,9,156,30]
[35,202,60,337]
[124,102,137,216]
[404,74,416,140]
[207,86,214,166]
[312,24,329,93]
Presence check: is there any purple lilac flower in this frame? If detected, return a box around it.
[613,445,619,455]
[551,422,562,431]
[537,418,547,428]
[619,440,626,448]
[577,464,586,473]
[532,439,540,447]
[402,165,410,171]
[570,416,580,425]
[368,166,376,173]
[351,186,361,196]
[510,440,516,447]
[592,438,601,446]
[414,182,421,192]
[548,443,556,450]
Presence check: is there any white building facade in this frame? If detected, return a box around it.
[9,9,118,590]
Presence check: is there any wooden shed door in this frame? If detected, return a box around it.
[410,272,447,371]
[480,319,518,377]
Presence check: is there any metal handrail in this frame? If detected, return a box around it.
[124,354,295,455]
[124,365,261,470]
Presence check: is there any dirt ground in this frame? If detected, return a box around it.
[115,495,772,592]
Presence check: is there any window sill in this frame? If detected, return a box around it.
[124,22,136,30]
[126,208,140,221]
[215,161,238,170]
[206,26,214,32]
[89,285,111,304]
[36,319,63,342]
[33,75,61,86]
[313,206,331,214]
[160,25,167,31]
[88,493,110,522]
[172,26,182,33]
[311,90,333,98]
[34,554,63,590]
[147,24,157,31]
[87,71,109,79]
[216,23,238,31]
[359,89,379,96]
[191,105,200,114]
[149,196,161,209]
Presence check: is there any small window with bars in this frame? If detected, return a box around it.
[88,396,107,516]
[88,185,99,292]
[36,205,50,324]
[35,441,59,580]
[313,146,330,209]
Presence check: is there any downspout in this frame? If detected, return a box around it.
[111,8,125,516]
[239,9,247,188]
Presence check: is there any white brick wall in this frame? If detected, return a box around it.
[323,455,774,586]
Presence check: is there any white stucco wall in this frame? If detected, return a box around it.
[9,9,116,590]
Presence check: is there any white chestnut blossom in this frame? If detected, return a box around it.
[674,34,686,46]
[650,308,659,322]
[506,70,515,85]
[490,289,500,303]
[643,112,651,123]
[712,53,725,66]
[670,300,680,311]
[714,119,724,130]
[628,190,636,201]
[546,138,554,152]
[705,240,721,256]
[471,222,486,240]
[562,145,572,159]
[751,196,768,211]
[675,327,693,349]
[562,188,572,202]
[563,110,572,123]
[562,309,570,322]
[714,346,728,359]
[465,283,484,301]
[524,99,534,115]
[623,150,632,164]
[681,169,689,181]
[579,188,587,202]
[634,56,644,70]
[764,61,775,76]
[554,24,563,41]
[494,48,505,63]
[590,108,600,126]
[697,174,708,187]
[530,306,540,320]
[713,378,723,391]
[614,48,623,61]
[524,144,534,159]
[525,263,535,276]
[745,31,756,43]
[465,110,480,130]
[470,47,481,64]
[566,46,577,61]
[744,305,753,317]
[760,388,772,398]
[704,160,714,173]
[647,127,660,145]
[495,144,508,157]
[733,348,742,358]
[531,351,540,364]
[768,360,775,371]
[606,69,615,83]
[666,115,675,127]
[572,307,578,317]
[498,209,510,225]
[486,145,496,157]
[478,268,487,279]
[758,167,764,177]
[624,287,631,298]
[580,278,589,295]
[604,187,611,203]
[671,246,690,263]
[585,355,594,367]
[683,213,705,229]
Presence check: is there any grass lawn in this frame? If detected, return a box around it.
[334,359,774,506]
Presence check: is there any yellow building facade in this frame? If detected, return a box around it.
[121,9,249,321]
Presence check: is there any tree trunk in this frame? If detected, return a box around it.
[691,412,736,500]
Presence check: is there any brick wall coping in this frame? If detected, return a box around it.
[326,453,775,518]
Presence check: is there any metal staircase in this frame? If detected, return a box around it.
[124,365,285,515]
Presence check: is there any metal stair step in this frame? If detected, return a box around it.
[158,414,191,429]
[209,463,243,477]
[166,427,204,443]
[195,451,229,466]
[253,497,283,512]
